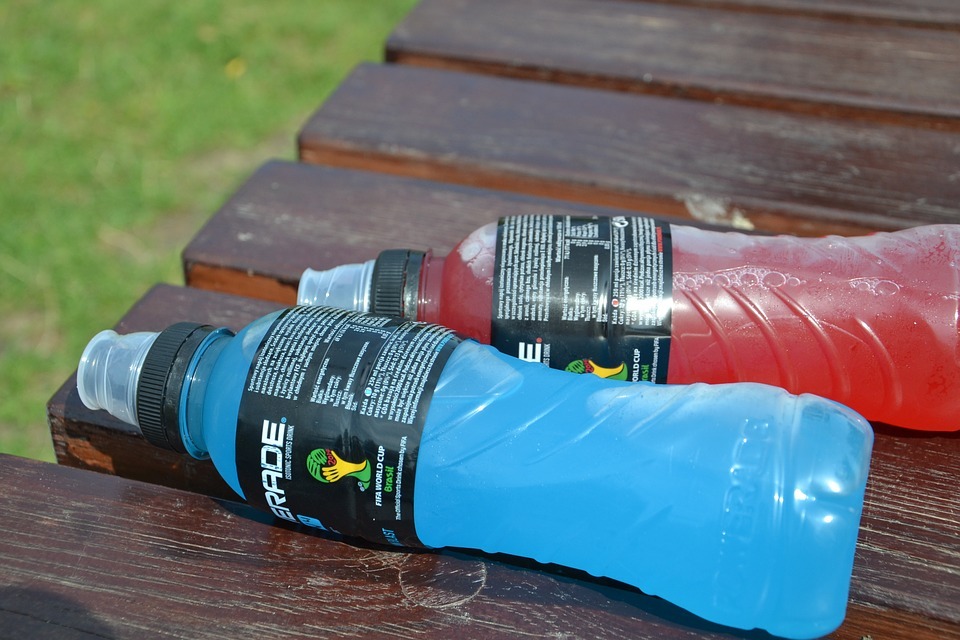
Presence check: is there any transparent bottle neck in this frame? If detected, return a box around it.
[179,332,232,459]
[77,330,159,427]
[298,260,375,311]
[77,327,232,460]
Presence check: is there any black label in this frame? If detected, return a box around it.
[491,215,672,383]
[236,306,461,548]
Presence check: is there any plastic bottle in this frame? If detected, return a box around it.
[77,305,873,639]
[298,216,960,431]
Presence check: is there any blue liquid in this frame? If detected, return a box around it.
[194,310,872,639]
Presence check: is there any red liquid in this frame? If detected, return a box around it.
[419,222,960,431]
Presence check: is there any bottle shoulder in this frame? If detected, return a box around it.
[201,310,285,499]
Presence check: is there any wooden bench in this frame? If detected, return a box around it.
[298,63,960,236]
[30,0,960,636]
[631,0,960,30]
[7,452,767,639]
[386,0,960,129]
[182,160,739,304]
[8,447,958,640]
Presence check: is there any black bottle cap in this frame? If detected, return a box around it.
[136,322,217,452]
[371,249,425,319]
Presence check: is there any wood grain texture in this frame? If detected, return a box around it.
[639,0,960,29]
[183,160,738,304]
[0,454,749,639]
[298,64,960,237]
[386,0,960,129]
[45,285,960,638]
[6,453,958,639]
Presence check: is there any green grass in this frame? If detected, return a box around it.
[0,1,418,461]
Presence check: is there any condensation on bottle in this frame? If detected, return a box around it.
[299,218,960,431]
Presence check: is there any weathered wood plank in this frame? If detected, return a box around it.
[45,284,960,636]
[298,64,960,236]
[0,455,745,639]
[183,160,735,304]
[386,0,960,129]
[640,0,960,29]
[5,453,958,639]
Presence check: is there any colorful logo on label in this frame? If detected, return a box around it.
[306,448,372,490]
[565,358,629,380]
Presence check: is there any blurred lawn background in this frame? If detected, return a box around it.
[0,1,418,461]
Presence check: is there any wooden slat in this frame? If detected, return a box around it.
[298,63,960,236]
[4,453,957,639]
[386,0,960,130]
[183,160,739,304]
[641,0,960,29]
[45,284,960,637]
